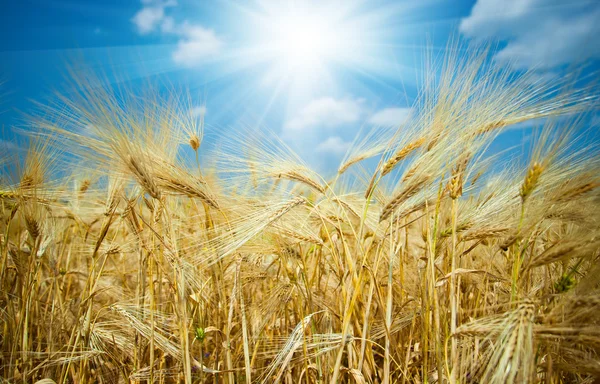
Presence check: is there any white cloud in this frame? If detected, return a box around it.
[160,16,175,33]
[316,136,351,155]
[191,105,207,118]
[0,139,17,151]
[460,0,600,69]
[81,124,100,137]
[172,24,222,67]
[132,6,166,34]
[131,1,222,66]
[368,107,411,126]
[284,97,364,133]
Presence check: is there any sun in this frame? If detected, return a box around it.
[268,12,338,70]
[234,1,404,109]
[248,3,361,80]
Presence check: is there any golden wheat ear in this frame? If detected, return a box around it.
[338,123,399,175]
[258,312,320,383]
[217,126,329,197]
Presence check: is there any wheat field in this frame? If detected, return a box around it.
[1,46,599,383]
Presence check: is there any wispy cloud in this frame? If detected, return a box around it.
[368,107,411,126]
[172,24,222,67]
[283,99,414,168]
[131,0,222,66]
[283,97,365,133]
[316,136,351,155]
[161,16,176,33]
[191,105,207,118]
[460,0,600,69]
[132,7,165,34]
[131,0,176,35]
[0,139,18,152]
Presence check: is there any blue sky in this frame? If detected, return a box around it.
[1,0,599,172]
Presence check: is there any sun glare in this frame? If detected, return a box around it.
[242,1,398,104]
[250,3,360,81]
[269,14,337,69]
